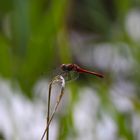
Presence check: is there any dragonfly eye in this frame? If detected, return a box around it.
[60,64,73,71]
[60,64,68,71]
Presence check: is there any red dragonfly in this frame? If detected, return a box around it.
[59,64,104,81]
[41,64,104,140]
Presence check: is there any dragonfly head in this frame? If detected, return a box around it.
[60,64,74,72]
[60,64,67,71]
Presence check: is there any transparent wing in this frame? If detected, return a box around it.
[60,71,79,81]
[52,67,79,82]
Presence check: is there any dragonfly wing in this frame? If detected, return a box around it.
[59,71,79,81]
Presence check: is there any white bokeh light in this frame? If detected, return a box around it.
[125,9,140,41]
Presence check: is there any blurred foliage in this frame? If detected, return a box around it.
[0,0,140,140]
[0,0,72,97]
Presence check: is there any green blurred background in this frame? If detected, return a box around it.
[0,0,140,140]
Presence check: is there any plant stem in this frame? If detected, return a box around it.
[41,80,65,140]
[46,82,52,140]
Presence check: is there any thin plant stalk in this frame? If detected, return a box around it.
[41,76,65,140]
[46,82,53,140]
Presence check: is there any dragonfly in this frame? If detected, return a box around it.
[59,63,104,80]
[41,64,104,140]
